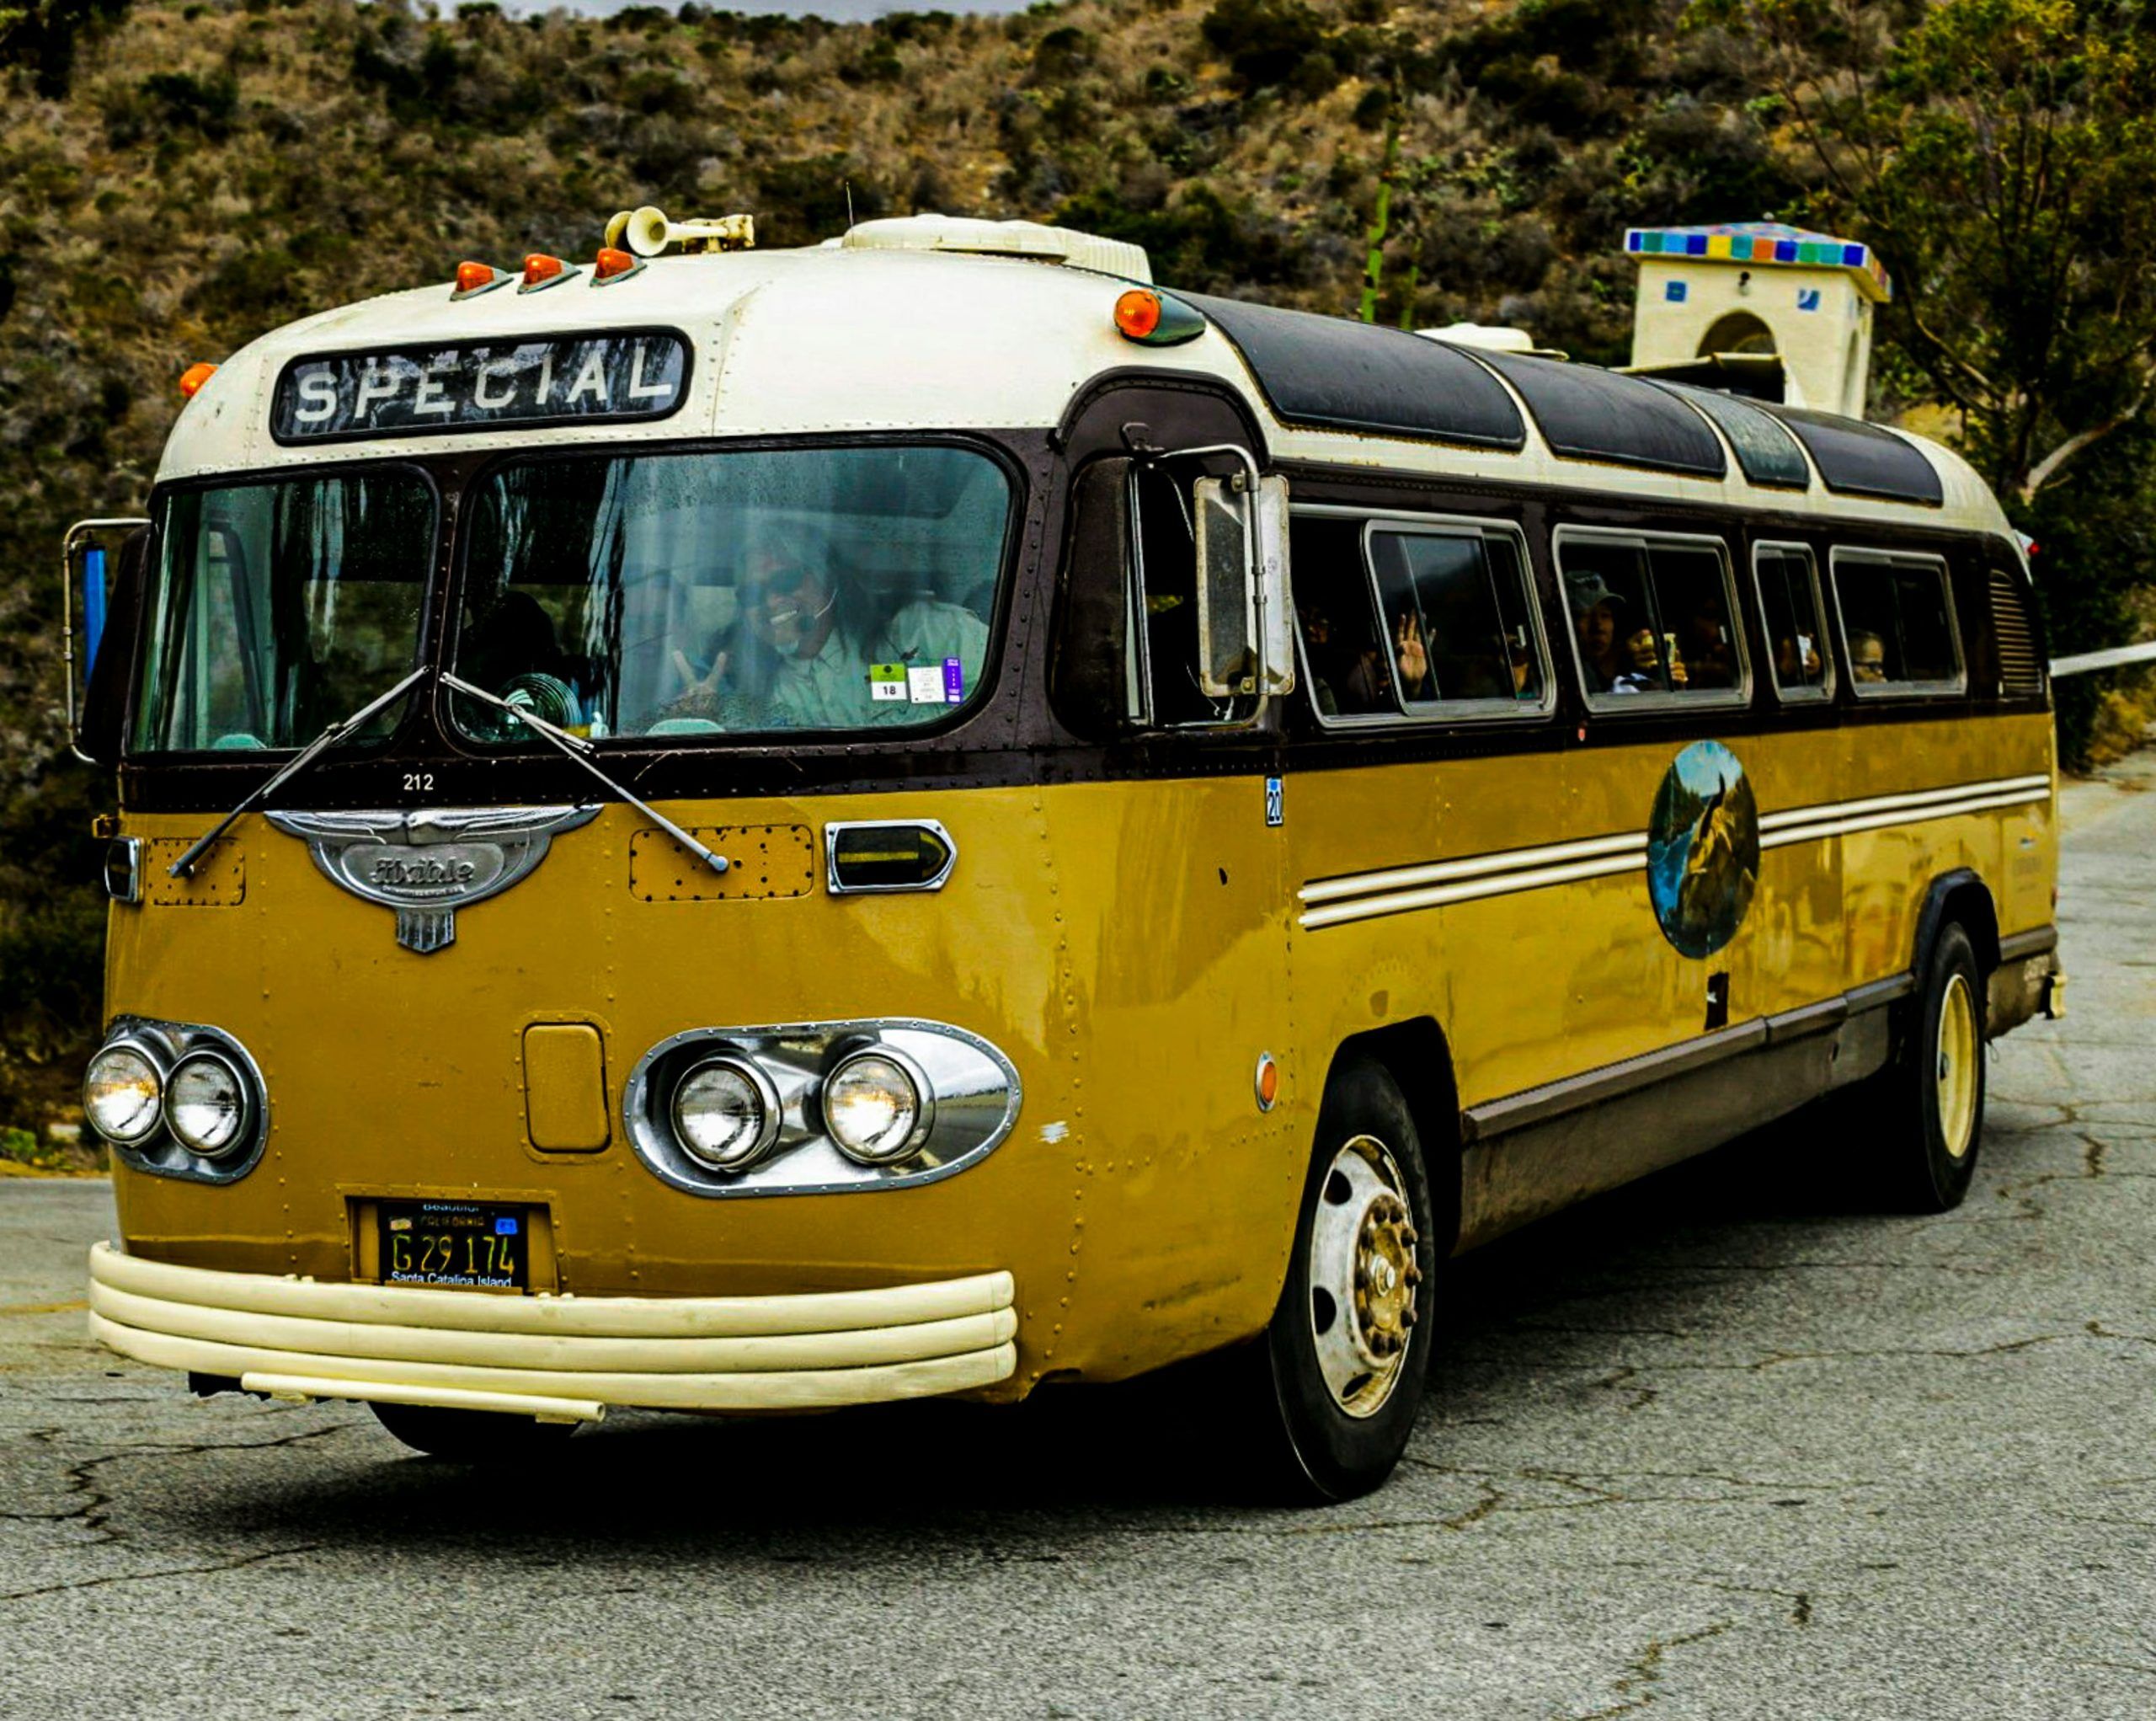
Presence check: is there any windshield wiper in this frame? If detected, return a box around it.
[168,667,430,880]
[440,672,731,876]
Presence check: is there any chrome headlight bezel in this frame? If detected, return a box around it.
[86,1018,268,1184]
[622,1018,1021,1200]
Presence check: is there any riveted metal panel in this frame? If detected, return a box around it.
[628,824,815,901]
[142,838,244,906]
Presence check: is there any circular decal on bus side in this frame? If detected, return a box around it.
[1646,740,1761,959]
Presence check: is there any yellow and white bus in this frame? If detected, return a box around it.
[63,211,2062,1499]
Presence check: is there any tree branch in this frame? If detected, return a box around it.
[2020,366,2154,502]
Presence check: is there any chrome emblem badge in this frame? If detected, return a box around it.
[265,805,600,953]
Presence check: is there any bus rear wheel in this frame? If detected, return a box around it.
[1251,1057,1440,1502]
[370,1400,581,1462]
[1848,921,1988,1213]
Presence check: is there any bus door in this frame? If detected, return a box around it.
[1040,448,1300,1375]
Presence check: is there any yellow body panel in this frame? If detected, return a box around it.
[103,713,2055,1401]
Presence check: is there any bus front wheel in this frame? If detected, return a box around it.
[370,1400,581,1462]
[1251,1057,1440,1502]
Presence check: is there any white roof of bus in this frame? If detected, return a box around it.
[158,243,2010,542]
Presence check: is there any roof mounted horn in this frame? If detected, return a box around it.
[604,206,756,258]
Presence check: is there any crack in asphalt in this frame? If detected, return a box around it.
[2,1422,348,1550]
[0,1542,325,1605]
[1572,1618,1737,1718]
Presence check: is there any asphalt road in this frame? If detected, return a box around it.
[5,756,2153,1719]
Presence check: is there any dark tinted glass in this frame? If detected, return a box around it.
[1769,407,1944,505]
[1369,532,1541,707]
[1473,350,1727,478]
[1755,546,1829,693]
[1180,293,1527,450]
[1292,517,1396,717]
[1561,536,1744,703]
[1836,554,1962,689]
[1660,383,1811,489]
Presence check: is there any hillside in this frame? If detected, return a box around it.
[19,0,2148,1141]
[1,0,1817,1126]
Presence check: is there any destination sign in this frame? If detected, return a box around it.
[271,331,690,442]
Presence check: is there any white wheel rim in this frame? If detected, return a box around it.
[1305,1133,1421,1419]
[1936,972,1979,1159]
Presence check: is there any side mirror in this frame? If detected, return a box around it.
[1193,467,1294,699]
[64,517,149,766]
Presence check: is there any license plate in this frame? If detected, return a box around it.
[379,1200,529,1291]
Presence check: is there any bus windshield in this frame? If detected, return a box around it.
[132,471,435,754]
[448,444,1009,743]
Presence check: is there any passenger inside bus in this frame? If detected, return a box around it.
[1568,573,1672,694]
[1849,628,1889,682]
[686,541,990,730]
[1837,555,1960,689]
[1293,520,1541,715]
[1673,585,1740,689]
[451,446,1005,741]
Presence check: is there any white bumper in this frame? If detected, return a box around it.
[89,1242,1018,1419]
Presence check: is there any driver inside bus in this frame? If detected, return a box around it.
[667,534,990,729]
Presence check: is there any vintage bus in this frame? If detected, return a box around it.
[63,211,2063,1499]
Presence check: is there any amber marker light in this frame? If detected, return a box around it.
[520,252,579,292]
[1112,285,1205,347]
[593,246,643,284]
[1255,1051,1280,1113]
[1114,287,1162,339]
[451,260,508,299]
[178,361,217,399]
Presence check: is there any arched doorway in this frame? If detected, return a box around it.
[1696,311,1777,357]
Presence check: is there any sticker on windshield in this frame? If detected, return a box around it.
[869,664,908,703]
[906,665,945,704]
[943,658,965,704]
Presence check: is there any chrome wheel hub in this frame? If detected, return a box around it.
[1306,1133,1422,1419]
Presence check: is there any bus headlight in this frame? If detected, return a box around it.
[670,1056,781,1172]
[622,1019,1019,1197]
[824,1048,934,1165]
[166,1050,250,1158]
[83,1044,163,1145]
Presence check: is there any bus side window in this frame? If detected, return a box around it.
[1292,516,1397,718]
[1558,530,1746,705]
[1832,549,1965,694]
[1558,535,1666,697]
[1369,529,1544,708]
[1753,543,1831,697]
[1652,542,1744,693]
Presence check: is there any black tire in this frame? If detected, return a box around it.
[1846,922,1988,1212]
[1243,1057,1443,1503]
[370,1399,582,1462]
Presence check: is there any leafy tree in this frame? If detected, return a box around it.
[1699,0,2156,505]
